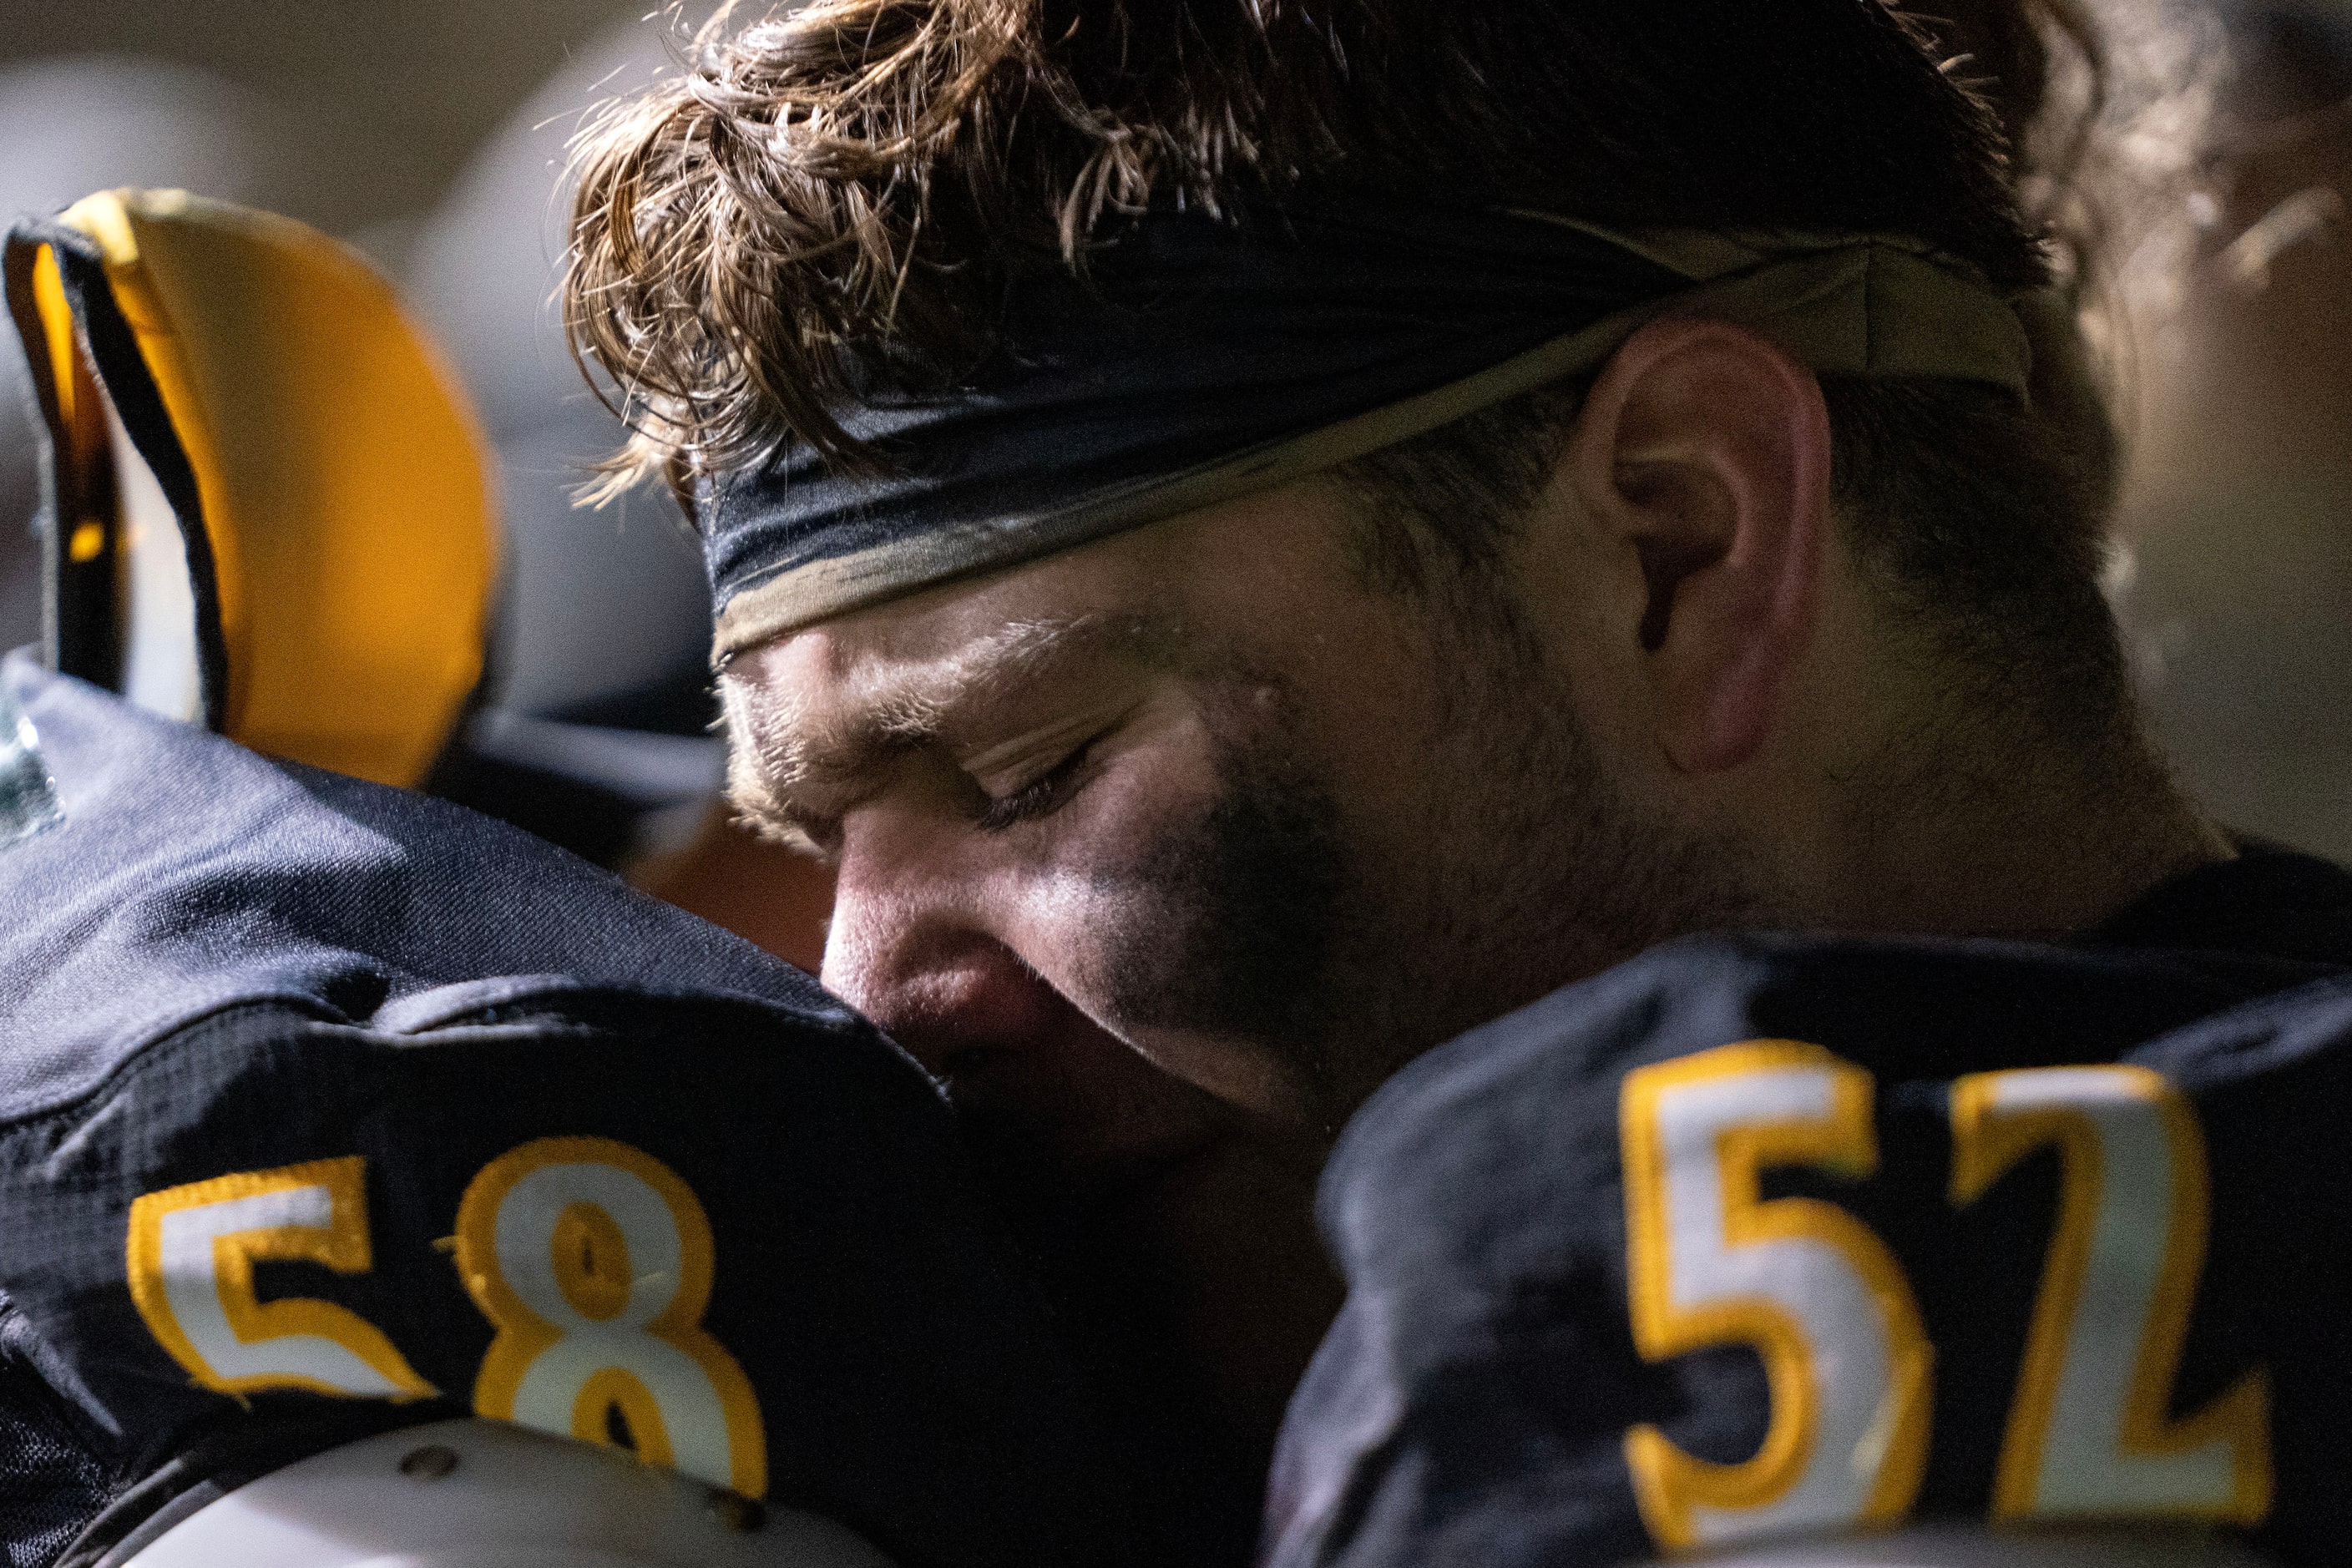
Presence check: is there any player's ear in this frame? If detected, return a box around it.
[1565,316,1833,775]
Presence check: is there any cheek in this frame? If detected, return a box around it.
[989,711,1229,996]
[1001,721,1347,1123]
[822,690,1233,1006]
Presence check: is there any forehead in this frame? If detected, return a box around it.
[729,528,1166,725]
[725,477,1361,717]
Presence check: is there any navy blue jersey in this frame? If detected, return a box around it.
[0,654,1132,1568]
[1267,868,2352,1567]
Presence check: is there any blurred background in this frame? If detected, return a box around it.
[0,0,2345,950]
[0,0,835,965]
[2112,0,2352,866]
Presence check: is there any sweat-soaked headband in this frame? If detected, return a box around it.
[705,198,2033,661]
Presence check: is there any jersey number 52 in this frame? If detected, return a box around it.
[1620,1042,2269,1552]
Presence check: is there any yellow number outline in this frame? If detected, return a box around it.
[125,1156,436,1400]
[453,1136,767,1499]
[1621,1040,1933,1548]
[1950,1065,2270,1524]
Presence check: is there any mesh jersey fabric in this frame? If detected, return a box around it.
[0,1302,110,1568]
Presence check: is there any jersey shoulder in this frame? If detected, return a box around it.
[0,660,1136,1565]
[0,655,844,1119]
[1276,933,2352,1568]
[0,990,1133,1568]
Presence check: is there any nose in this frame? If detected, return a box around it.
[822,875,1066,1082]
[822,837,1229,1171]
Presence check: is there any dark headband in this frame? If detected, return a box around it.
[706,199,2032,660]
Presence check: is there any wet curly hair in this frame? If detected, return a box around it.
[566,0,2055,479]
[564,0,2151,731]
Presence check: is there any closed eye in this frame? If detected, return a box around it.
[974,743,1099,832]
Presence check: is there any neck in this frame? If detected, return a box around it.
[1780,694,2233,942]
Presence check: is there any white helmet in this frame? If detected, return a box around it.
[111,1418,894,1568]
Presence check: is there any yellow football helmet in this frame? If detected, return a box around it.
[4,188,497,787]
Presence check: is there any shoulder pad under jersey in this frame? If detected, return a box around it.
[0,656,1133,1567]
[1273,933,2352,1568]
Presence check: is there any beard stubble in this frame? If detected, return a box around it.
[1079,580,1766,1128]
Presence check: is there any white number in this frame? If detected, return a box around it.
[1950,1065,2269,1522]
[1620,1041,1932,1550]
[453,1136,766,1498]
[125,1156,436,1399]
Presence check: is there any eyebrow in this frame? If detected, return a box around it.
[726,609,1183,827]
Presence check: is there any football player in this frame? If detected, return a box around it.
[549,0,2352,1564]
